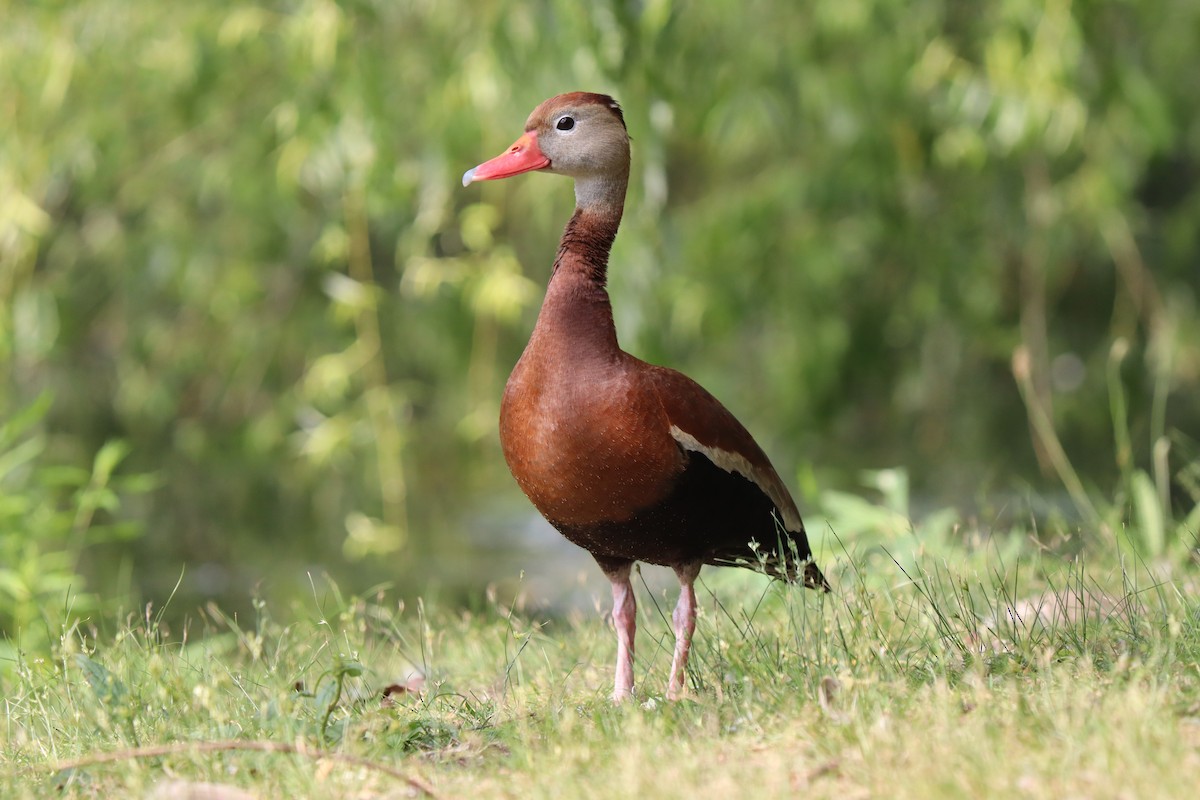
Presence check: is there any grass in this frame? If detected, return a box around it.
[3,539,1200,799]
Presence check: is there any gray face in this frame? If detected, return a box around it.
[529,102,630,181]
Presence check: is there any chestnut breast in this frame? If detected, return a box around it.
[500,353,685,528]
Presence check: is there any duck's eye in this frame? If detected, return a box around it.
[556,116,575,131]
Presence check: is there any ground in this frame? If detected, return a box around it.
[3,549,1199,799]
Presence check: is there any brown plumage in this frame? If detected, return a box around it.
[464,92,829,701]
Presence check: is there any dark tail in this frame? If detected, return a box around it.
[710,528,831,592]
[799,558,831,592]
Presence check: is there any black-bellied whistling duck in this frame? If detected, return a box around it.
[463,92,829,702]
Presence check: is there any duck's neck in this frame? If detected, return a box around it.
[552,205,621,286]
[531,171,628,361]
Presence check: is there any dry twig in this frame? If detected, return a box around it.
[41,740,439,798]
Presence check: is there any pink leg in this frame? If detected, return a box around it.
[668,562,702,700]
[605,563,637,702]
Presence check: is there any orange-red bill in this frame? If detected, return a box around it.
[462,131,550,187]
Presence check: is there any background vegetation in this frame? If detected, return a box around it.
[4,2,1200,797]
[3,0,1199,648]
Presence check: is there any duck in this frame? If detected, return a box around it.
[463,92,829,702]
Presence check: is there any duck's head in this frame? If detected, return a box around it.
[462,93,630,204]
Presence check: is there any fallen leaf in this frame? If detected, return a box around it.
[381,673,426,706]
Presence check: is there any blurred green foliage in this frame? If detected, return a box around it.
[2,0,1198,618]
[0,395,150,660]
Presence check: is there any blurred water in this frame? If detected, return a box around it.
[439,501,684,613]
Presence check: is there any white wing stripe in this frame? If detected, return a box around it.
[668,425,803,532]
